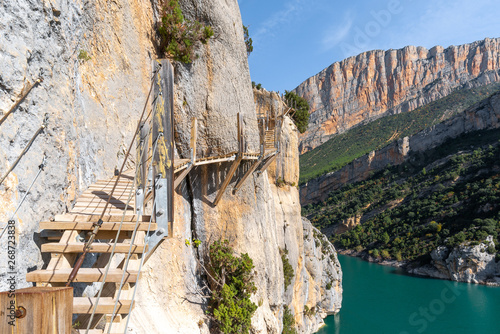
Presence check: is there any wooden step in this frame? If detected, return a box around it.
[73,297,133,314]
[26,268,138,283]
[54,214,150,222]
[41,242,147,254]
[69,209,136,216]
[40,221,156,231]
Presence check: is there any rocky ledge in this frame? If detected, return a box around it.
[409,236,500,286]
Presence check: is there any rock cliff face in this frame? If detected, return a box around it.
[409,236,500,286]
[0,0,156,289]
[295,38,500,153]
[301,91,500,205]
[0,1,341,333]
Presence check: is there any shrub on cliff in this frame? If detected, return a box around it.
[282,305,298,334]
[207,239,257,334]
[280,248,294,289]
[158,0,214,63]
[243,25,253,56]
[284,90,310,134]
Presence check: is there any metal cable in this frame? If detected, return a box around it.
[107,133,162,332]
[0,116,48,186]
[66,66,160,287]
[0,78,42,127]
[0,156,46,239]
[83,127,154,334]
[122,201,157,333]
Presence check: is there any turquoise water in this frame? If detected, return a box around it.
[317,254,500,334]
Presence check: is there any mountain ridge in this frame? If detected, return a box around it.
[295,37,500,153]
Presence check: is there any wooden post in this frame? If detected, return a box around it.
[174,118,197,189]
[0,287,73,333]
[213,114,243,206]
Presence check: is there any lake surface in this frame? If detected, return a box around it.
[317,254,500,334]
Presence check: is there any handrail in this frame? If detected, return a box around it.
[65,65,161,287]
[0,78,42,126]
[0,115,48,186]
[0,156,46,239]
[83,126,154,334]
[106,133,162,332]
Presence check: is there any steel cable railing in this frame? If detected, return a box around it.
[106,132,162,332]
[83,124,155,333]
[0,156,47,239]
[65,65,161,287]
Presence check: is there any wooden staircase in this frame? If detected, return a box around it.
[26,170,156,333]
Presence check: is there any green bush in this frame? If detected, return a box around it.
[282,305,298,334]
[306,133,500,265]
[207,240,257,334]
[158,0,213,63]
[243,25,253,56]
[284,90,310,134]
[77,50,91,61]
[281,248,294,289]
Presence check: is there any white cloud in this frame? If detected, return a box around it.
[321,13,353,51]
[253,0,305,42]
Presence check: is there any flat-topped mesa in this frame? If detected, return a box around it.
[295,37,500,153]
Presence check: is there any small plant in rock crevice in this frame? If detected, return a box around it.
[280,248,294,289]
[158,0,214,63]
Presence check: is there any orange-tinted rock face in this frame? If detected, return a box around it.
[295,38,500,153]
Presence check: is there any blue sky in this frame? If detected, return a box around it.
[238,0,500,93]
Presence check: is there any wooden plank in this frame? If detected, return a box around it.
[53,214,150,222]
[69,209,136,216]
[190,117,197,164]
[194,155,236,166]
[0,286,72,333]
[73,297,132,314]
[72,203,134,210]
[41,243,147,254]
[258,154,277,174]
[174,163,193,189]
[26,268,138,283]
[40,221,156,231]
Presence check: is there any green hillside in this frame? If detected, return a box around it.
[299,83,500,184]
[302,128,500,264]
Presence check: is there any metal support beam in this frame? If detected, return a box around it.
[213,114,243,206]
[147,59,174,255]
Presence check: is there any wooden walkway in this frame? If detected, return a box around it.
[24,58,287,333]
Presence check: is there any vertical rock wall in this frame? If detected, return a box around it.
[0,0,156,290]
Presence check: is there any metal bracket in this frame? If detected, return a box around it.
[146,177,169,256]
[135,188,144,215]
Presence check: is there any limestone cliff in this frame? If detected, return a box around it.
[1,0,156,288]
[0,1,341,333]
[295,38,500,153]
[301,91,500,205]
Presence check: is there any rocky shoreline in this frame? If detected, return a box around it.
[337,236,500,286]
